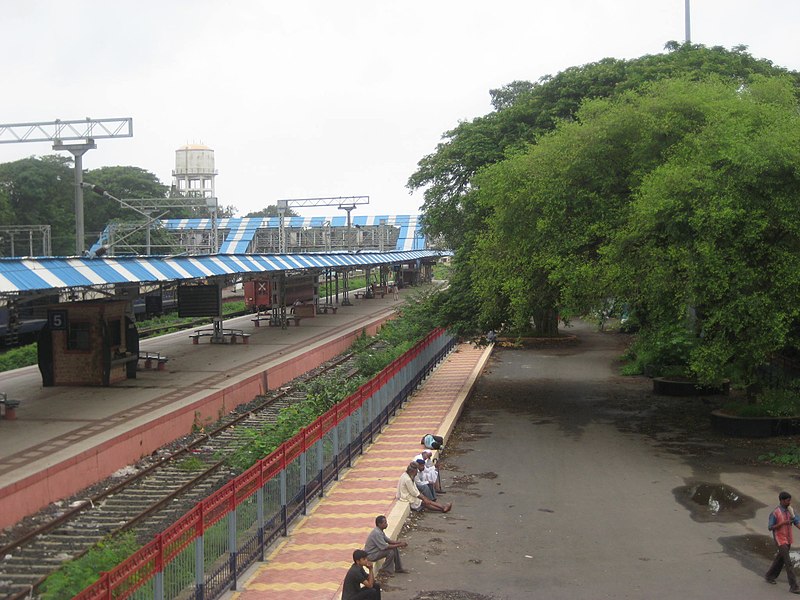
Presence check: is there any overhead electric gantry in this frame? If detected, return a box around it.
[0,117,134,255]
[276,196,370,306]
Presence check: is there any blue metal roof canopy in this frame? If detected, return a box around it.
[0,250,442,295]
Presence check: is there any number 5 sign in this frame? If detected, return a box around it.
[48,309,68,331]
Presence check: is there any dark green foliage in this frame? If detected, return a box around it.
[0,343,38,371]
[760,445,800,466]
[39,532,139,600]
[0,156,75,255]
[409,44,800,346]
[620,323,697,377]
[725,385,800,418]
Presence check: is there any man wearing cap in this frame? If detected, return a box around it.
[415,450,444,495]
[414,458,437,501]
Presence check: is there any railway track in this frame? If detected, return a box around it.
[0,346,371,600]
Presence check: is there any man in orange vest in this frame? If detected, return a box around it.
[766,491,800,593]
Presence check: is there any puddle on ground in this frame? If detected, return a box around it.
[673,481,765,522]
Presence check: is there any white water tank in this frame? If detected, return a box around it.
[173,144,216,197]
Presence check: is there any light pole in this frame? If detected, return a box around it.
[53,140,96,254]
[685,0,691,43]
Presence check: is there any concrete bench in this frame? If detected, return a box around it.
[355,290,386,300]
[110,353,139,368]
[0,393,20,420]
[189,328,251,344]
[317,304,338,314]
[139,351,169,370]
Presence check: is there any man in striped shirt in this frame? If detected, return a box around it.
[765,491,800,593]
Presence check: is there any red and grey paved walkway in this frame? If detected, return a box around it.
[230,342,493,600]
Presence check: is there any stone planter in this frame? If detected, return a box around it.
[652,377,730,396]
[711,410,800,438]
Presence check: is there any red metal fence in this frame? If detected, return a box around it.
[74,327,454,600]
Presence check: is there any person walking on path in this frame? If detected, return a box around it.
[397,462,452,512]
[765,491,800,593]
[365,515,409,577]
[342,549,381,600]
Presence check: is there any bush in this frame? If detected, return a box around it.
[39,532,140,599]
[620,323,696,377]
[0,343,38,371]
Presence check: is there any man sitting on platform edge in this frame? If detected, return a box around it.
[365,515,409,577]
[342,549,381,600]
[397,462,452,513]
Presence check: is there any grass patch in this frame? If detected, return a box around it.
[0,343,38,372]
[759,445,800,466]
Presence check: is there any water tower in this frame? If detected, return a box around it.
[172,144,216,198]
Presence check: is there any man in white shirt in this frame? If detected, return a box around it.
[414,451,444,495]
[397,463,451,512]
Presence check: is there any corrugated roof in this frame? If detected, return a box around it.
[89,215,425,255]
[0,250,442,295]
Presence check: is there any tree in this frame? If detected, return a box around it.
[83,166,168,238]
[606,76,800,385]
[244,205,298,218]
[473,75,800,385]
[0,155,75,255]
[409,44,800,338]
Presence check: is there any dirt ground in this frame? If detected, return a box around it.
[378,320,800,600]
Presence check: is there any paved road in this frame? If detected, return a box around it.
[380,321,793,600]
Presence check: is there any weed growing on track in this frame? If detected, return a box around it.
[38,532,139,600]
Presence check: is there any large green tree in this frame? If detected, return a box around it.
[473,75,800,385]
[606,76,800,385]
[0,156,75,255]
[410,43,800,337]
[83,166,169,239]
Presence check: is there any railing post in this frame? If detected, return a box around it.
[333,421,340,480]
[154,534,164,600]
[280,468,288,536]
[257,484,265,561]
[317,437,324,497]
[229,505,238,590]
[346,410,353,467]
[195,504,205,600]
[300,448,308,515]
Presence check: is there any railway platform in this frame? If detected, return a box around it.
[0,291,406,530]
[228,342,492,600]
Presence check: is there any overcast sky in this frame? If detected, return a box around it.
[1,1,798,219]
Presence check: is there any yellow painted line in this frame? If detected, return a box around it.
[310,511,381,520]
[247,582,341,591]
[310,498,394,506]
[285,542,357,550]
[294,526,369,534]
[263,560,350,570]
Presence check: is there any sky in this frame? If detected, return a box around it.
[1,1,799,219]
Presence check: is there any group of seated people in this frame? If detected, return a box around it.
[341,434,451,600]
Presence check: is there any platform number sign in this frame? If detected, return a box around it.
[48,309,68,331]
